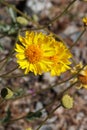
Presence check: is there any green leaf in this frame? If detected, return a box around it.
[0,23,10,32]
[26,111,42,121]
[0,44,4,51]
[1,108,11,123]
[7,7,17,23]
[14,88,25,97]
[0,23,19,35]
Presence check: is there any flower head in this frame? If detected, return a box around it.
[71,62,83,74]
[71,63,87,89]
[26,128,32,130]
[61,94,74,109]
[15,31,72,76]
[82,17,87,26]
[15,31,55,75]
[49,42,72,76]
[78,66,87,88]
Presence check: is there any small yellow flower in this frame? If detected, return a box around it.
[78,66,87,88]
[71,63,87,89]
[82,17,87,26]
[61,94,74,109]
[71,62,83,74]
[15,31,55,75]
[26,128,32,130]
[49,42,72,76]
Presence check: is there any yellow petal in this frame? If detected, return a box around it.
[15,43,25,52]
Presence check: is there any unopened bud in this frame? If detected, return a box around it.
[16,16,28,26]
[61,94,74,109]
[1,87,14,100]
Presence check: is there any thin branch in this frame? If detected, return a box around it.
[36,104,61,130]
[70,28,86,48]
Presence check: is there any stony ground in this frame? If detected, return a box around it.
[0,0,87,130]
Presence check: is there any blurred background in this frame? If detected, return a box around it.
[0,0,87,130]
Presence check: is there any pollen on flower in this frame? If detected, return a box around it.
[25,45,42,64]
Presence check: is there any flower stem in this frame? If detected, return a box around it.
[0,65,19,78]
[0,0,39,26]
[43,0,77,28]
[70,28,86,48]
[1,81,77,125]
[36,104,61,130]
[0,30,20,71]
[6,94,61,124]
[35,81,78,130]
[0,0,77,45]
[4,64,86,102]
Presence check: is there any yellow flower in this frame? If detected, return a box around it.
[49,42,72,76]
[26,128,32,130]
[71,62,83,74]
[71,63,87,89]
[82,17,87,26]
[78,66,87,88]
[15,31,55,75]
[15,31,72,76]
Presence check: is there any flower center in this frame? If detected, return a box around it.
[25,45,42,64]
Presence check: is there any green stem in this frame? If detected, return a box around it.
[8,115,26,123]
[4,63,86,102]
[1,73,29,79]
[70,28,86,48]
[6,94,61,124]
[26,0,77,44]
[0,56,10,63]
[0,0,77,45]
[0,65,19,78]
[44,0,77,27]
[29,0,77,30]
[36,104,61,130]
[2,81,77,124]
[0,30,20,71]
[0,0,77,29]
[0,0,39,26]
[36,80,78,130]
[0,52,14,71]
